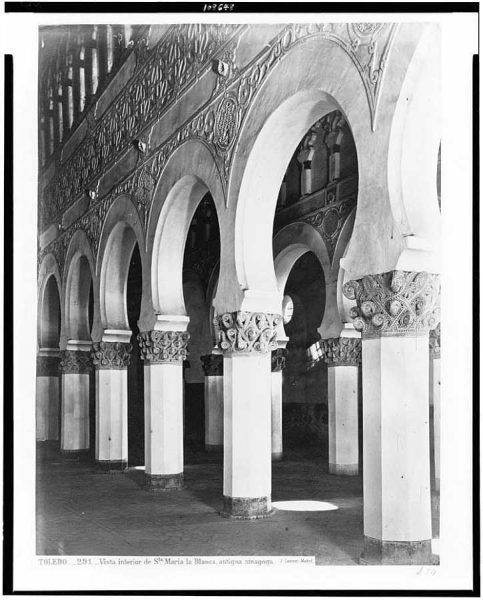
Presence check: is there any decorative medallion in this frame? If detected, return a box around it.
[214,95,238,150]
[137,330,190,363]
[343,270,440,338]
[216,311,282,354]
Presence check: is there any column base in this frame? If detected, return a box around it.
[360,536,433,565]
[329,462,358,476]
[221,495,274,520]
[205,444,223,453]
[146,473,184,491]
[96,460,128,472]
[271,451,283,462]
[60,449,90,460]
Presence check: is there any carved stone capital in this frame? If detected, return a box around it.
[37,355,60,377]
[91,342,132,370]
[429,323,441,358]
[200,354,223,376]
[319,337,361,366]
[216,311,282,354]
[137,331,189,364]
[271,348,288,372]
[343,270,440,338]
[59,350,92,374]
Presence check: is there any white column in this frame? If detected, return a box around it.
[344,270,440,565]
[36,351,60,441]
[320,334,361,476]
[59,342,92,453]
[271,346,287,461]
[217,311,281,519]
[138,317,189,490]
[201,354,224,451]
[430,325,441,491]
[92,333,132,470]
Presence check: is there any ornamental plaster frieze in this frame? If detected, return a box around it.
[200,353,224,376]
[91,341,133,369]
[138,330,189,363]
[343,270,440,338]
[318,337,362,366]
[429,323,441,358]
[40,22,397,265]
[216,311,282,354]
[41,24,242,228]
[271,348,288,372]
[59,349,92,374]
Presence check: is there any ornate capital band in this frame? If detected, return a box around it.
[91,342,132,369]
[200,354,223,376]
[271,348,288,372]
[137,331,189,363]
[319,337,361,366]
[37,355,60,377]
[429,323,441,358]
[60,350,92,374]
[216,311,282,354]
[343,270,440,338]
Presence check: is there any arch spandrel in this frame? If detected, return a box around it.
[220,27,432,316]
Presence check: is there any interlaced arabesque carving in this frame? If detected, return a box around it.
[59,350,92,374]
[429,323,441,358]
[217,312,282,353]
[41,24,240,228]
[343,270,440,337]
[271,348,288,372]
[91,342,132,369]
[304,198,355,261]
[200,354,223,376]
[318,337,361,366]
[40,22,397,271]
[137,330,189,363]
[37,355,60,377]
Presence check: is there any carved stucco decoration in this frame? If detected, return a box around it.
[40,22,396,267]
[304,197,355,261]
[318,337,361,366]
[59,350,92,374]
[41,24,241,227]
[138,330,190,363]
[429,322,441,358]
[271,348,288,372]
[200,353,224,376]
[217,311,282,354]
[343,270,440,338]
[91,341,133,369]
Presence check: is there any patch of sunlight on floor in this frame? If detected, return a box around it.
[432,538,440,556]
[132,466,145,471]
[272,500,339,512]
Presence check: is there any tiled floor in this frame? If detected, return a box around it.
[36,444,438,565]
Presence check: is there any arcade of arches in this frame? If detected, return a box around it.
[37,23,441,565]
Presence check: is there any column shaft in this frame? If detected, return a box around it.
[92,340,131,470]
[271,371,283,460]
[430,356,441,491]
[223,353,272,517]
[205,376,223,450]
[36,354,60,441]
[139,327,189,490]
[328,365,359,475]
